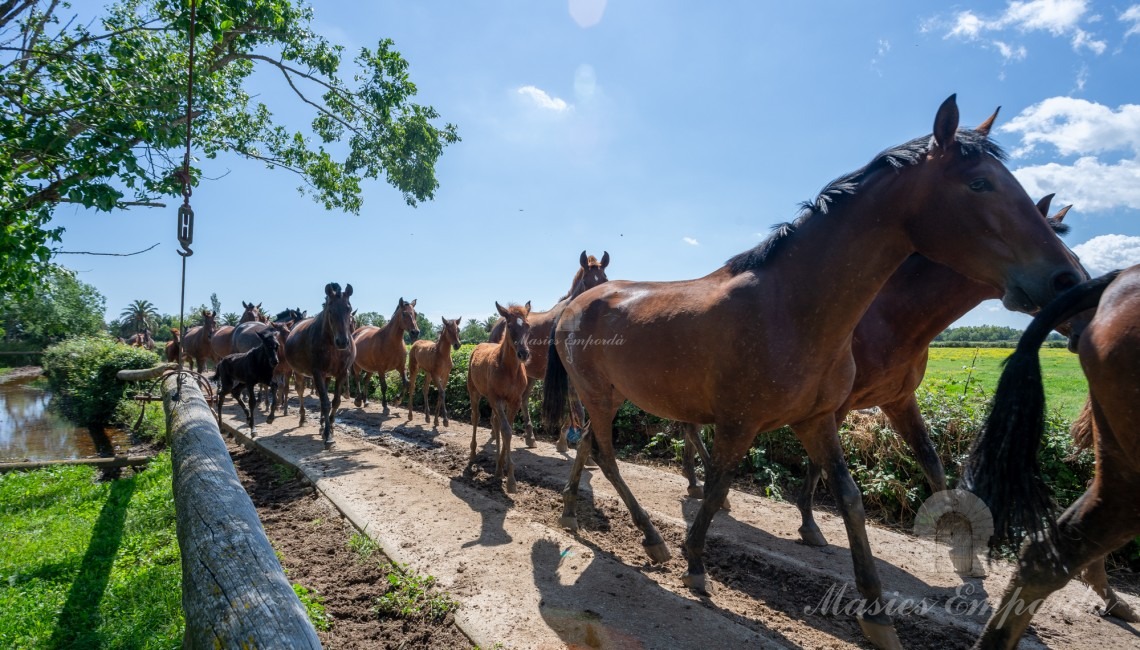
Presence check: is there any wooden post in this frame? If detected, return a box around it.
[162,372,321,649]
[0,456,152,474]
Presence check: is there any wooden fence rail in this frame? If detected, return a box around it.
[161,371,322,649]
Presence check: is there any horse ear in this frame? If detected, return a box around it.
[932,94,959,151]
[325,283,335,299]
[410,299,417,308]
[524,300,532,315]
[496,302,509,318]
[975,106,1000,137]
[344,284,353,298]
[456,317,463,326]
[1053,204,1072,223]
[1035,193,1055,218]
[579,250,588,269]
[601,251,610,268]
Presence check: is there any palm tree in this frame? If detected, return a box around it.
[222,312,240,326]
[120,299,158,334]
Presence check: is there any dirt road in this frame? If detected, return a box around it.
[220,400,1140,649]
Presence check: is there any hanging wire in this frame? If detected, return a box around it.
[175,0,199,395]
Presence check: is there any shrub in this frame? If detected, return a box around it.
[41,336,160,426]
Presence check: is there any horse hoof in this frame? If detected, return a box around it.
[857,614,902,650]
[265,415,274,424]
[556,442,569,453]
[443,419,449,428]
[525,437,537,449]
[558,516,579,532]
[506,480,517,494]
[681,572,708,595]
[798,525,828,547]
[1103,601,1140,623]
[687,486,705,499]
[721,497,732,512]
[644,542,672,564]
[353,398,362,408]
[323,440,334,450]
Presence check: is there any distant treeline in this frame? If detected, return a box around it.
[933,325,1065,345]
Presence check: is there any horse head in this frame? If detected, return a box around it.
[898,95,1084,314]
[323,283,354,350]
[396,298,420,338]
[496,301,532,362]
[442,316,463,348]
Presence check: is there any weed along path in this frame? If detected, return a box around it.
[220,401,1140,650]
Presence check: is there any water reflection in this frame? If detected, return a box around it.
[0,375,131,462]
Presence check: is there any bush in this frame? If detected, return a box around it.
[41,336,160,427]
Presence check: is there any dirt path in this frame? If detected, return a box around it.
[221,400,1140,649]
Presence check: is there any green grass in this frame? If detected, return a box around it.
[0,453,183,648]
[291,583,331,632]
[921,347,1087,420]
[375,563,457,623]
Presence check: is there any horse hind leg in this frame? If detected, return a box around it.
[265,380,278,425]
[680,423,702,498]
[795,460,827,546]
[467,389,481,471]
[793,415,900,649]
[378,373,389,413]
[522,378,537,448]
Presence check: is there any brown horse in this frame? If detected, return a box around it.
[542,96,1085,648]
[164,328,180,363]
[680,197,1080,517]
[408,317,463,427]
[351,298,419,414]
[964,267,1140,649]
[180,310,217,372]
[210,301,262,362]
[488,251,609,448]
[266,320,298,417]
[468,302,531,493]
[124,327,155,350]
[284,284,355,448]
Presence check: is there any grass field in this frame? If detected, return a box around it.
[0,454,183,648]
[920,347,1087,421]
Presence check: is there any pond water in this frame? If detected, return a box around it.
[0,373,133,462]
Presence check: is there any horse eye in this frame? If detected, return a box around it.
[969,178,993,192]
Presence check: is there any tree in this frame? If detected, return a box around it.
[0,266,106,346]
[459,318,489,345]
[120,299,159,333]
[222,312,239,325]
[354,312,386,328]
[210,293,222,316]
[405,312,435,344]
[0,0,459,295]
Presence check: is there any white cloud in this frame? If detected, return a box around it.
[942,0,1104,56]
[1000,98,1140,156]
[1072,234,1140,275]
[682,237,699,246]
[517,85,571,112]
[1123,5,1140,38]
[569,0,607,28]
[994,40,1028,61]
[1013,157,1140,211]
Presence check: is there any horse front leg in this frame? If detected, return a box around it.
[328,372,346,441]
[436,377,449,428]
[242,383,257,436]
[311,372,331,447]
[378,373,389,413]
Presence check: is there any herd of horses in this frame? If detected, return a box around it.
[139,96,1137,650]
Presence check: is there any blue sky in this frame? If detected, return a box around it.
[51,0,1140,329]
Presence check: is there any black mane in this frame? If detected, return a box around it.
[726,129,1006,275]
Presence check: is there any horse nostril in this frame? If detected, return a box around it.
[1053,271,1080,293]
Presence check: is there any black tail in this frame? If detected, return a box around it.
[963,270,1120,554]
[542,316,569,433]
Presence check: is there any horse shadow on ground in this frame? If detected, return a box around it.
[675,496,994,647]
[529,536,802,648]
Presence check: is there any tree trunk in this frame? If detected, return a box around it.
[162,373,321,649]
